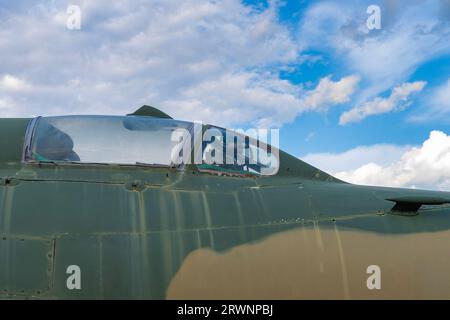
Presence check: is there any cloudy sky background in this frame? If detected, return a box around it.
[0,0,450,190]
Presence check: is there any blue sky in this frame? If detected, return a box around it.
[275,1,450,155]
[0,0,450,189]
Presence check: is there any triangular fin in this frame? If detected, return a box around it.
[127,105,173,119]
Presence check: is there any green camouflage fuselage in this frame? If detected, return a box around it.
[2,117,450,299]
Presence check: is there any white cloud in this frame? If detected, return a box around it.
[300,0,450,120]
[410,77,450,122]
[302,75,360,111]
[0,74,31,92]
[0,1,363,126]
[0,1,445,126]
[0,98,11,110]
[0,1,294,124]
[302,144,412,173]
[303,131,450,191]
[166,72,359,127]
[339,81,426,125]
[430,77,450,111]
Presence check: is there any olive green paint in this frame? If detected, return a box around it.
[1,112,450,299]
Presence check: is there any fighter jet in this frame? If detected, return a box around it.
[1,105,450,299]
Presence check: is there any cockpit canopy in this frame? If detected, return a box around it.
[24,115,279,176]
[26,116,192,166]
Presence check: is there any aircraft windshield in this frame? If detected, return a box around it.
[25,115,279,175]
[27,115,193,166]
